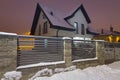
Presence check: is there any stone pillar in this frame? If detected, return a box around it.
[96,40,105,65]
[63,37,72,67]
[0,32,17,77]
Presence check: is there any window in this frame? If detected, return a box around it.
[81,24,85,35]
[74,22,79,34]
[39,25,41,35]
[43,22,48,34]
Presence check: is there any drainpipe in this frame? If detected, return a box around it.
[56,29,60,37]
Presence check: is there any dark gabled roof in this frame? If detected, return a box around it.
[86,27,99,35]
[30,3,75,35]
[99,29,120,36]
[30,3,91,35]
[65,4,91,24]
[30,3,41,35]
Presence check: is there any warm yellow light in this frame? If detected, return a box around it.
[108,36,112,42]
[25,32,31,35]
[116,36,119,42]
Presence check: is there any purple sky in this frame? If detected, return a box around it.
[0,0,120,34]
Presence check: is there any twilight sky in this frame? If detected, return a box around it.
[0,0,120,34]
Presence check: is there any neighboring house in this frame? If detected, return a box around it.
[30,3,98,40]
[93,27,120,42]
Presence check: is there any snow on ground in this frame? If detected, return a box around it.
[1,71,22,80]
[108,61,120,70]
[32,61,120,80]
[29,68,53,80]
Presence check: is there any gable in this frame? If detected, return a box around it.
[30,3,75,35]
[30,3,41,35]
[64,4,91,24]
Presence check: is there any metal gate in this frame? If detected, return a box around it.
[17,35,64,66]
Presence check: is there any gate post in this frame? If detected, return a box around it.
[63,37,72,67]
[96,40,105,65]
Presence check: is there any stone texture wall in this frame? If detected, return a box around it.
[64,38,72,67]
[115,48,120,61]
[96,40,105,65]
[0,33,17,78]
[0,34,120,79]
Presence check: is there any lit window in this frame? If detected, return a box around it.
[74,22,79,34]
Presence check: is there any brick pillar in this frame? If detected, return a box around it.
[63,37,72,67]
[96,40,105,65]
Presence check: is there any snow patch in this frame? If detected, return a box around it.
[54,66,76,73]
[33,64,120,80]
[17,61,65,69]
[0,32,17,35]
[108,61,120,70]
[29,68,52,80]
[1,71,22,80]
[72,57,97,63]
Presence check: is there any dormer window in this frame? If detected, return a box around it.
[74,22,79,34]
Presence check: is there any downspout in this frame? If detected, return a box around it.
[56,29,60,37]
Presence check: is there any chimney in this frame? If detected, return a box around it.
[110,27,113,32]
[101,29,104,34]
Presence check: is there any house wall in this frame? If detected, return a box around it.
[66,9,93,38]
[35,10,93,39]
[35,12,56,36]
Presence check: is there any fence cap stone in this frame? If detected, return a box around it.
[62,37,72,40]
[0,32,17,36]
[95,40,105,42]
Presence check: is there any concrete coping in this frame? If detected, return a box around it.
[62,37,72,40]
[0,32,17,36]
[95,40,105,42]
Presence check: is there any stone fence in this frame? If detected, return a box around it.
[0,32,17,78]
[0,32,120,78]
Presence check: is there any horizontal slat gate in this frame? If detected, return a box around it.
[17,36,64,66]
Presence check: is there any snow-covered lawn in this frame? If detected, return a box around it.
[32,61,120,80]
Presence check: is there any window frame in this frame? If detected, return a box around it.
[74,22,79,34]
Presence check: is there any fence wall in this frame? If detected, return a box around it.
[0,33,120,77]
[0,33,17,78]
[17,35,64,66]
[104,42,120,63]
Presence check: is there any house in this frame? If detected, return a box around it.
[93,27,120,42]
[30,3,98,40]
